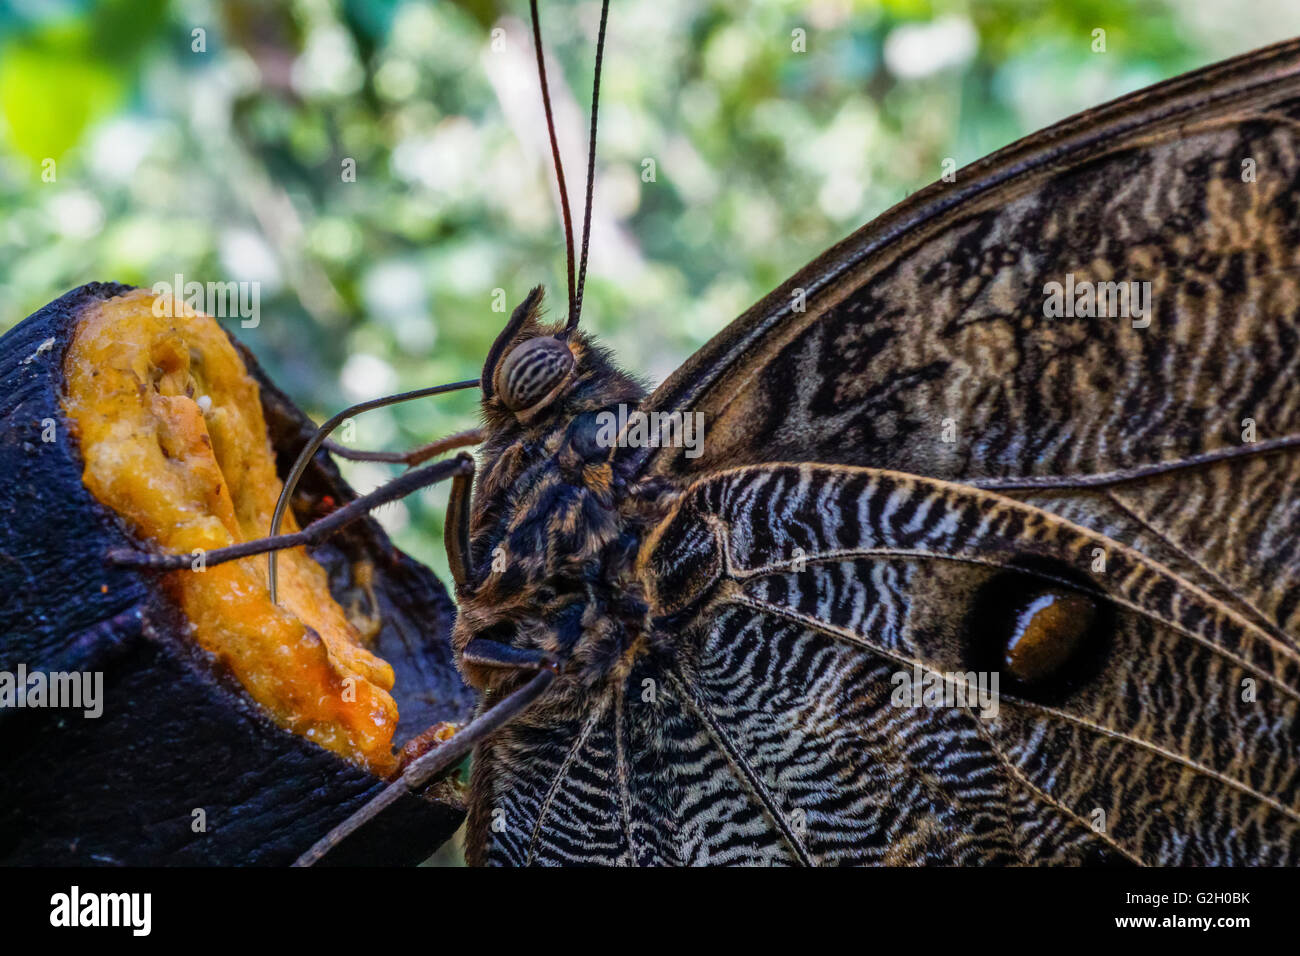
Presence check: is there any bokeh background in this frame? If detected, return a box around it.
[1,0,1296,608]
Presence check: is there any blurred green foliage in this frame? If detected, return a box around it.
[1,0,1297,586]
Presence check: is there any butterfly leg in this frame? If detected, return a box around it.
[324,428,484,467]
[444,452,476,589]
[293,667,556,866]
[461,637,560,674]
[105,454,474,570]
[290,456,561,865]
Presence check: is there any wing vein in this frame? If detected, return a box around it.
[969,435,1300,492]
[1103,489,1294,648]
[524,698,608,866]
[731,594,1300,824]
[612,681,638,866]
[664,666,813,866]
[967,709,1148,866]
[721,545,1300,687]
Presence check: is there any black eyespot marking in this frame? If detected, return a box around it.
[497,337,574,411]
[967,556,1113,703]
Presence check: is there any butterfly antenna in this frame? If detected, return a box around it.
[569,0,610,332]
[529,0,578,324]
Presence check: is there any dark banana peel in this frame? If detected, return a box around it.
[0,282,475,865]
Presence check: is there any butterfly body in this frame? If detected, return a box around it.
[453,288,654,689]
[447,38,1300,867]
[452,291,683,864]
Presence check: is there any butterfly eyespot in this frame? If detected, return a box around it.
[1001,589,1096,684]
[496,337,575,412]
[967,558,1111,699]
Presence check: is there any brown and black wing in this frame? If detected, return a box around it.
[623,39,1300,864]
[635,464,1300,865]
[475,461,1300,865]
[473,40,1300,865]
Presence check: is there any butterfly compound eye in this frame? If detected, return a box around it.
[496,337,575,412]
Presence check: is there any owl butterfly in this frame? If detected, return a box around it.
[127,7,1300,866]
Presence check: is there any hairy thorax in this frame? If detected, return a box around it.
[450,309,679,698]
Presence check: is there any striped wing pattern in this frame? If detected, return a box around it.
[473,463,1299,865]
[640,464,1300,865]
[475,463,1300,868]
[466,41,1300,865]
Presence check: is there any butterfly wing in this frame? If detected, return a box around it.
[477,462,1300,865]
[638,37,1300,471]
[471,40,1300,865]
[631,39,1300,865]
[635,463,1300,864]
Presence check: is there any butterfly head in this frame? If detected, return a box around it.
[479,286,645,436]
